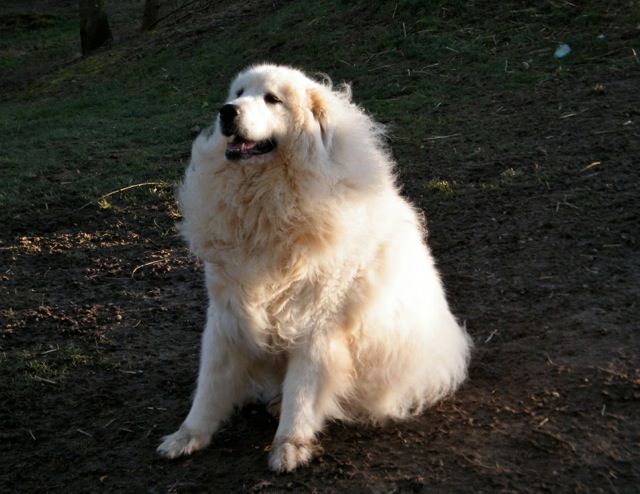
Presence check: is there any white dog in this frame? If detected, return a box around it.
[157,64,472,472]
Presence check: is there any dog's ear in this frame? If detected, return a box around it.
[308,88,334,150]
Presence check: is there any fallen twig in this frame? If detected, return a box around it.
[424,133,461,141]
[131,259,167,278]
[103,418,117,429]
[32,375,57,385]
[484,329,498,344]
[533,428,577,455]
[581,161,601,172]
[555,200,581,212]
[560,109,589,119]
[76,428,93,438]
[80,182,169,209]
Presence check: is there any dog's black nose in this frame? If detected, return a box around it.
[219,104,239,136]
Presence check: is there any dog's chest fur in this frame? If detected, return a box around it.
[179,158,354,348]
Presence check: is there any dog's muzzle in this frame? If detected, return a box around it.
[218,103,277,161]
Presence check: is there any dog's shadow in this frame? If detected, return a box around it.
[223,403,279,439]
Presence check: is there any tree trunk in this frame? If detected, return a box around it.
[79,0,112,56]
[141,0,161,31]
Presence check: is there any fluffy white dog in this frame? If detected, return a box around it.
[157,64,472,472]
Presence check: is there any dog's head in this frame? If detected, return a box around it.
[215,64,340,165]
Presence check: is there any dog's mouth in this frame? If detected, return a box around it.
[225,136,276,161]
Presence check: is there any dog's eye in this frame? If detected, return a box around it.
[236,88,244,97]
[264,93,281,104]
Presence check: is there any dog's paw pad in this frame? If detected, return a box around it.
[268,439,319,472]
[156,427,210,459]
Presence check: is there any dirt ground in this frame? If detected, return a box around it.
[2,22,640,494]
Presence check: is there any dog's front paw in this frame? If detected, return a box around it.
[157,426,211,459]
[268,438,320,472]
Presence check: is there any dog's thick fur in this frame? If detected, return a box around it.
[157,64,472,471]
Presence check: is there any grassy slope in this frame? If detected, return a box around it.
[1,0,638,225]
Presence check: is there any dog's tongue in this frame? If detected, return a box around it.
[227,138,257,152]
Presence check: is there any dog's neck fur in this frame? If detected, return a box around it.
[179,146,347,349]
[179,141,339,282]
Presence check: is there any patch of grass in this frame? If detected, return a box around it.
[423,167,528,198]
[61,344,93,367]
[17,349,66,382]
[425,178,457,195]
[25,358,57,378]
[11,343,96,386]
[1,342,112,407]
[0,13,78,73]
[500,167,523,183]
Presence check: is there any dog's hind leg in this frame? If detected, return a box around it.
[157,303,251,459]
[268,330,353,472]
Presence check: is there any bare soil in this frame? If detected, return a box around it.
[1,64,639,494]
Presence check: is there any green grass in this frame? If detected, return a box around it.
[423,165,531,197]
[0,14,78,69]
[0,341,119,408]
[0,0,638,220]
[425,178,457,196]
[12,344,94,383]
